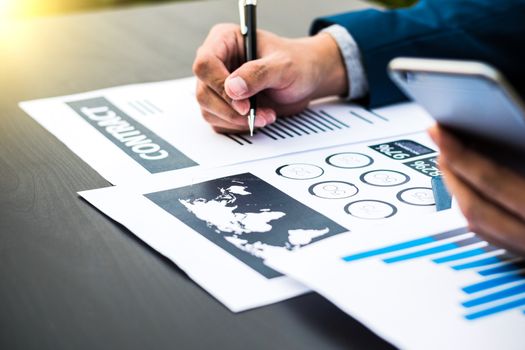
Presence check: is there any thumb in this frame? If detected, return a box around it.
[224,56,285,100]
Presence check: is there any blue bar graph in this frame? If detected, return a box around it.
[465,297,525,320]
[342,236,435,262]
[384,237,480,264]
[340,226,525,321]
[384,242,460,263]
[479,261,525,276]
[462,284,525,308]
[433,246,498,264]
[452,255,513,271]
[342,227,468,262]
[462,274,525,294]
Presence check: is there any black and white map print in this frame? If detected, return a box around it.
[145,173,347,278]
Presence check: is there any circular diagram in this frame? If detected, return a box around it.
[397,187,435,206]
[360,169,410,187]
[276,163,324,180]
[326,152,374,169]
[345,200,398,220]
[308,181,359,199]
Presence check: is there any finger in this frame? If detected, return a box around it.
[197,83,277,128]
[427,124,439,143]
[212,126,251,134]
[193,24,245,104]
[200,23,244,63]
[440,162,525,255]
[244,94,277,125]
[207,93,276,127]
[212,108,275,133]
[249,93,302,121]
[196,82,248,127]
[224,54,292,100]
[231,99,250,116]
[432,126,525,221]
[200,109,248,132]
[193,51,232,103]
[255,107,277,126]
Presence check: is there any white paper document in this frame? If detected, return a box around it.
[20,77,432,184]
[80,130,446,311]
[266,211,525,349]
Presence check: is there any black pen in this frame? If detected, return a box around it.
[239,0,257,136]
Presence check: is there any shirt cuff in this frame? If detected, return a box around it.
[321,24,368,100]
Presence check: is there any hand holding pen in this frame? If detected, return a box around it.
[192,18,348,134]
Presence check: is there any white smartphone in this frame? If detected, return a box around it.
[388,57,525,173]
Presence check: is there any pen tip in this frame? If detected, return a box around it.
[248,109,256,137]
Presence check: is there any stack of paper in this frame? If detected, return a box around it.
[21,77,524,348]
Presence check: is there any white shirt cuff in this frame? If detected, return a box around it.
[321,24,368,100]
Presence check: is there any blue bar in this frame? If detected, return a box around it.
[479,261,525,276]
[432,176,452,211]
[384,242,460,264]
[433,248,487,264]
[341,227,468,263]
[452,257,503,270]
[462,274,525,294]
[342,236,435,262]
[465,297,525,320]
[462,284,525,308]
[384,236,480,264]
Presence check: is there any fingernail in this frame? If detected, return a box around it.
[226,76,248,98]
[255,117,266,127]
[232,100,249,115]
[266,111,276,124]
[427,126,439,144]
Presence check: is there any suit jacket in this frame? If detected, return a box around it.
[311,0,525,107]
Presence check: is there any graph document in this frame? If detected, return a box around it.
[21,76,522,346]
[20,77,432,184]
[80,130,446,311]
[266,211,525,349]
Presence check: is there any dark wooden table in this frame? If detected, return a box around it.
[0,1,394,348]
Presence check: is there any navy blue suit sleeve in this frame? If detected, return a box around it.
[311,0,525,107]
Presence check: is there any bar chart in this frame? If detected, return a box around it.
[225,107,389,145]
[341,228,525,321]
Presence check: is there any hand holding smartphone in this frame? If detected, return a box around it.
[389,58,525,174]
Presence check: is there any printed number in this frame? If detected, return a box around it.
[411,160,442,177]
[291,167,312,176]
[376,144,410,160]
[322,184,346,196]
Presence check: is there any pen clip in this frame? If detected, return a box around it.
[239,0,256,36]
[238,0,248,35]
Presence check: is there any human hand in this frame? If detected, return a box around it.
[428,125,525,255]
[192,23,347,133]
